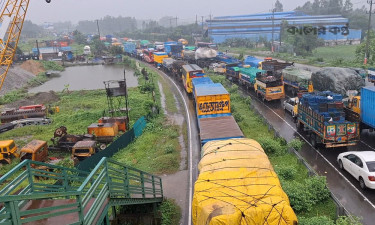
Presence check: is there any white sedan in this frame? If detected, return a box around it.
[337,151,375,189]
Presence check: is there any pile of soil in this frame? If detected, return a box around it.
[5,91,60,108]
[19,60,45,75]
[0,66,35,95]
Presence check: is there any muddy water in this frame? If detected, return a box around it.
[29,65,138,93]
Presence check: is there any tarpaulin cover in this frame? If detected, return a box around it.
[193,138,298,225]
[282,67,312,82]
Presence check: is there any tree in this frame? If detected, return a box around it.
[72,30,87,45]
[342,0,353,15]
[91,36,106,56]
[285,25,324,56]
[109,45,123,55]
[355,31,375,64]
[275,0,283,12]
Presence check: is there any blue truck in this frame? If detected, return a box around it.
[345,86,375,132]
[124,42,136,56]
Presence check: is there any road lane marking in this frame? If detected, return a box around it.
[248,90,375,210]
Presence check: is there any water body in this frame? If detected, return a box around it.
[29,65,138,93]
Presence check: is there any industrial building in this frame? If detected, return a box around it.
[207,11,361,46]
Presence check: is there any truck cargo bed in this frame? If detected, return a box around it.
[199,116,244,144]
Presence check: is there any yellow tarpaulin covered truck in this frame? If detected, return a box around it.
[193,138,298,225]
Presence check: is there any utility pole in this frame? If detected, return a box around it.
[96,20,101,39]
[365,0,375,65]
[271,7,275,53]
[196,15,198,25]
[175,17,178,27]
[201,16,204,32]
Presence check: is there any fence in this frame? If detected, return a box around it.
[77,116,147,172]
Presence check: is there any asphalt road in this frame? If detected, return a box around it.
[236,82,375,225]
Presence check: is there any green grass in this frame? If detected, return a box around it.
[221,44,363,68]
[314,45,357,62]
[112,60,181,175]
[208,73,337,220]
[158,75,178,114]
[112,115,181,174]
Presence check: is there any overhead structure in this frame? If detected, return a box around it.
[0,0,51,92]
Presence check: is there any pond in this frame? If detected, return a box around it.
[29,64,138,93]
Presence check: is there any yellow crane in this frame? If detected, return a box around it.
[0,0,51,91]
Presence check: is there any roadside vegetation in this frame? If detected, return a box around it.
[113,57,181,174]
[209,73,345,224]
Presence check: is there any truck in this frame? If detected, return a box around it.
[282,67,314,96]
[244,56,262,68]
[71,140,98,161]
[238,67,265,90]
[260,58,294,72]
[255,72,285,102]
[0,140,19,164]
[195,47,218,68]
[344,86,375,132]
[164,42,183,59]
[225,65,241,82]
[368,69,375,85]
[297,91,360,148]
[153,52,168,68]
[124,42,136,56]
[162,58,175,73]
[142,48,154,63]
[193,82,231,119]
[182,64,206,94]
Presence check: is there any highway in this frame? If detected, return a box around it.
[237,82,375,225]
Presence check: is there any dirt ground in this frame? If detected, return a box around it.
[4,91,60,108]
[19,60,45,75]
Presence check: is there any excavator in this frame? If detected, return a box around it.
[0,0,51,91]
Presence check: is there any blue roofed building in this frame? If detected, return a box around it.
[207,11,361,46]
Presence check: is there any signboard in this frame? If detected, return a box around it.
[198,100,230,114]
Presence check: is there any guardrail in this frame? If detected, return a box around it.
[0,158,163,225]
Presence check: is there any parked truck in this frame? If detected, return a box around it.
[71,140,98,161]
[368,69,375,85]
[182,64,206,94]
[0,140,19,164]
[344,86,375,132]
[297,91,360,148]
[255,72,286,101]
[153,52,168,68]
[282,67,314,96]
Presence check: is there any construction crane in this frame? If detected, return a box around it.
[0,0,51,92]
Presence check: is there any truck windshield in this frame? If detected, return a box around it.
[21,153,32,161]
[366,161,375,172]
[75,149,90,154]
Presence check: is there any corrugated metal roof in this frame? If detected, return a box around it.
[199,116,243,141]
[195,83,228,97]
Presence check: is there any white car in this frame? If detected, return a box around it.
[337,151,375,189]
[283,97,298,118]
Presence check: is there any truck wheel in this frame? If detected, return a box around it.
[99,143,107,150]
[296,121,304,131]
[310,133,317,148]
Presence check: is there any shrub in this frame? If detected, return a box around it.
[283,176,330,212]
[336,216,362,225]
[233,112,244,122]
[288,138,304,151]
[275,165,297,180]
[258,137,287,155]
[41,61,64,71]
[160,199,181,225]
[299,216,334,225]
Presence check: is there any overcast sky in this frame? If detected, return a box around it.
[22,0,363,24]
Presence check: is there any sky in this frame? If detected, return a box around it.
[25,0,365,24]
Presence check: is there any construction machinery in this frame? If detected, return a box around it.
[0,0,51,91]
[0,140,19,164]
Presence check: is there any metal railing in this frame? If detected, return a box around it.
[0,158,163,225]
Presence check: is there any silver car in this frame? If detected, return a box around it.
[283,97,298,118]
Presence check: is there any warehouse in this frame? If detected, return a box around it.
[207,11,361,45]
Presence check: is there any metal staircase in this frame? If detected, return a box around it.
[0,158,163,225]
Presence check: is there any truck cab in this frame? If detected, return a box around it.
[0,140,19,164]
[72,140,97,161]
[182,64,206,94]
[20,140,48,163]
